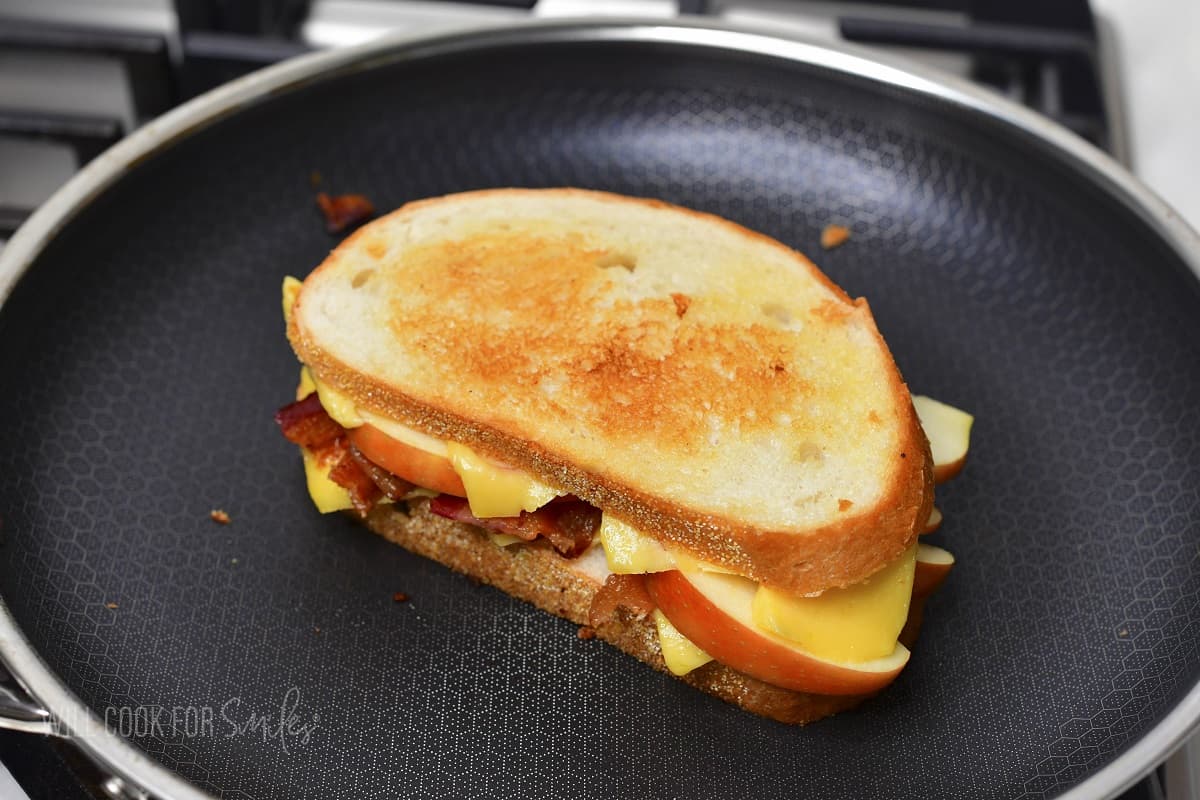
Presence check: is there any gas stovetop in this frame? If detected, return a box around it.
[0,0,1131,242]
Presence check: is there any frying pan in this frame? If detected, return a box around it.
[1,19,1199,800]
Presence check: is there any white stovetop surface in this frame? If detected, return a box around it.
[0,1,1196,798]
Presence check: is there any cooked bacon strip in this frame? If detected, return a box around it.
[588,574,655,628]
[275,394,343,448]
[534,502,602,558]
[349,443,414,501]
[322,437,381,517]
[316,192,375,234]
[429,495,600,558]
[429,495,537,540]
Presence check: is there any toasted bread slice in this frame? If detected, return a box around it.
[367,498,910,725]
[289,189,932,595]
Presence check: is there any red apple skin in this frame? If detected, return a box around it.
[644,571,907,696]
[903,548,953,645]
[899,597,927,648]
[934,457,966,484]
[913,559,953,600]
[346,424,467,497]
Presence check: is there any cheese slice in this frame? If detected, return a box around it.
[297,366,317,401]
[300,447,353,513]
[282,275,302,328]
[653,609,713,676]
[311,375,363,429]
[446,441,562,518]
[751,542,917,662]
[599,514,675,574]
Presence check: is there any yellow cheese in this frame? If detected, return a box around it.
[296,366,317,401]
[445,442,561,518]
[672,550,738,576]
[598,514,676,574]
[282,275,302,328]
[486,531,526,548]
[310,375,363,429]
[653,609,713,676]
[300,447,353,513]
[751,542,917,662]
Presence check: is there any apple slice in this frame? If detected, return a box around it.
[921,506,943,534]
[914,543,954,599]
[346,424,467,497]
[901,545,955,647]
[645,569,909,695]
[912,395,973,484]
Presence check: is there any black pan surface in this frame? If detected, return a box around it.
[2,28,1199,800]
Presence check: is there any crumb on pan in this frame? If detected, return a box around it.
[309,170,322,187]
[820,224,851,250]
[210,509,231,525]
[317,192,375,234]
[392,591,409,603]
[105,602,118,610]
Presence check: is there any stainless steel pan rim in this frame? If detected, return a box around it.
[1,17,1198,800]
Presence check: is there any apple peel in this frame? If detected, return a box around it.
[913,395,973,484]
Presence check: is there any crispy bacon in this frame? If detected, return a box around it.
[588,574,655,628]
[429,495,536,539]
[535,501,603,558]
[349,443,414,501]
[319,437,381,517]
[428,495,601,558]
[274,394,343,448]
[316,192,375,234]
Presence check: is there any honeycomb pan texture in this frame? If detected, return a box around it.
[0,37,1198,800]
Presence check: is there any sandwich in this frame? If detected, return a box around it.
[275,188,973,724]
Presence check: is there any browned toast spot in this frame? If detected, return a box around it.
[385,231,811,446]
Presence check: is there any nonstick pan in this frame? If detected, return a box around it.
[1,19,1199,800]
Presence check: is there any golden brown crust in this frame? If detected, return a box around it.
[365,500,908,724]
[290,188,934,595]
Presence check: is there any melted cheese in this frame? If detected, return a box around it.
[297,367,317,401]
[653,609,713,676]
[446,442,562,518]
[311,376,363,429]
[599,514,675,573]
[301,447,353,513]
[282,275,302,328]
[487,531,526,547]
[751,543,917,662]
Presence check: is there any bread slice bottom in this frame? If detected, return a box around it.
[364,499,910,724]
